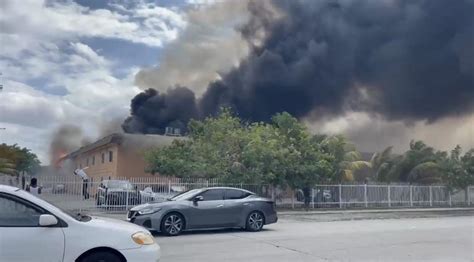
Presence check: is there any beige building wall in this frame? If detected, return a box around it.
[116,147,152,178]
[73,144,120,180]
[71,144,154,180]
[64,133,180,181]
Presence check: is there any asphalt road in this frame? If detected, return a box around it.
[155,216,474,262]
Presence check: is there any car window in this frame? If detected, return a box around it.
[0,194,43,227]
[199,189,225,201]
[225,189,251,200]
[170,189,202,201]
[107,180,133,189]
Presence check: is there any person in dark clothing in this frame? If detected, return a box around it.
[302,187,311,209]
[26,178,41,195]
[21,175,25,190]
[74,168,90,199]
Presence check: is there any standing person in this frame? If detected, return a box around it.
[26,178,42,195]
[21,175,25,190]
[74,168,89,199]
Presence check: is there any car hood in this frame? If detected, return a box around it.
[88,216,150,234]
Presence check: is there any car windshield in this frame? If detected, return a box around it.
[107,181,133,189]
[169,189,202,201]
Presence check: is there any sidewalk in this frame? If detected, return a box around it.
[278,207,474,215]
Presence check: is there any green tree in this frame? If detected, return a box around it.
[318,135,369,182]
[145,110,335,208]
[271,112,334,207]
[0,144,41,176]
[0,158,15,175]
[385,140,444,184]
[441,146,474,190]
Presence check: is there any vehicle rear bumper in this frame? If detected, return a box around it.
[120,243,161,262]
[266,213,278,225]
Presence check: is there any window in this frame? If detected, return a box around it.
[199,189,225,201]
[92,155,95,165]
[225,189,251,200]
[0,194,43,227]
[101,153,105,164]
[109,151,113,162]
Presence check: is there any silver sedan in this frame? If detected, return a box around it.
[127,187,278,236]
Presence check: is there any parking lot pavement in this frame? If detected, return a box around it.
[155,216,474,262]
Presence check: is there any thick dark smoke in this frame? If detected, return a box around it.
[123,0,474,133]
[123,87,198,134]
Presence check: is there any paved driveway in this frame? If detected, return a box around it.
[155,216,474,262]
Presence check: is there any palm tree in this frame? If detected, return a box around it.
[0,157,16,175]
[320,135,371,182]
[385,140,444,184]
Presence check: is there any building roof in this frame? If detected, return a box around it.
[67,133,185,158]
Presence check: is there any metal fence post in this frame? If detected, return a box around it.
[468,187,471,206]
[291,189,295,209]
[448,189,452,207]
[410,185,413,207]
[339,184,342,209]
[364,184,368,208]
[168,179,171,195]
[311,188,315,209]
[429,186,433,207]
[125,190,129,211]
[387,185,391,208]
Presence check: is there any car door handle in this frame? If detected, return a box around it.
[216,204,224,208]
[243,203,250,206]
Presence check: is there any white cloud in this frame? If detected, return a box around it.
[0,0,184,164]
[0,0,185,56]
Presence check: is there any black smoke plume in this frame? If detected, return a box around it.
[123,87,198,134]
[123,0,474,134]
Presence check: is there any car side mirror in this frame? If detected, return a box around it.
[193,196,204,202]
[39,214,58,227]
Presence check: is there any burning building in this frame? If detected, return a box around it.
[58,133,183,180]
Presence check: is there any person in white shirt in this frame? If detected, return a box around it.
[74,168,90,199]
[25,178,41,195]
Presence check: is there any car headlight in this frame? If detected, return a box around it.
[138,206,161,215]
[132,231,155,245]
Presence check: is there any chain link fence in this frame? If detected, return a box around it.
[1,174,473,214]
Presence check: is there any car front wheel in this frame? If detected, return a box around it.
[161,213,184,236]
[79,251,123,262]
[246,211,264,232]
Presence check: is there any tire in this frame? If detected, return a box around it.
[161,213,185,236]
[246,211,265,232]
[79,251,123,262]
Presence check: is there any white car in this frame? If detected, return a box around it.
[0,185,161,262]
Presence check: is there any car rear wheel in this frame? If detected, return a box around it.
[79,251,123,262]
[246,211,264,232]
[161,213,184,236]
